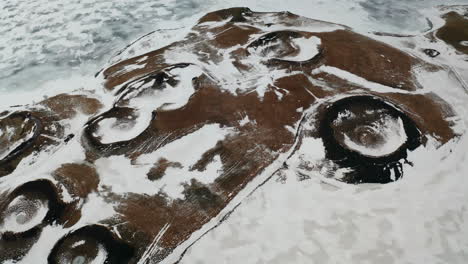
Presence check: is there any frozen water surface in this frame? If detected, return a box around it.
[0,0,464,93]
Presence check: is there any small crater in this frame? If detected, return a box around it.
[0,180,63,239]
[83,107,153,153]
[423,48,440,58]
[48,225,134,264]
[247,31,322,63]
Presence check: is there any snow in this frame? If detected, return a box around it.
[94,65,204,144]
[312,65,414,94]
[0,195,49,234]
[341,116,407,158]
[162,117,306,264]
[162,45,295,98]
[283,36,322,61]
[74,193,117,226]
[89,244,108,264]
[95,124,233,199]
[115,63,147,75]
[299,137,326,162]
[18,225,70,264]
[70,240,86,248]
[247,35,322,62]
[58,241,108,264]
[93,113,152,144]
[161,31,326,98]
[239,115,251,126]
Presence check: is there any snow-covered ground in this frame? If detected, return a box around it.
[1,0,468,263]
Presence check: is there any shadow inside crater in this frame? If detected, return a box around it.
[48,225,135,264]
[319,96,421,184]
[0,180,64,262]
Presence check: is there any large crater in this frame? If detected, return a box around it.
[48,225,134,264]
[319,96,421,183]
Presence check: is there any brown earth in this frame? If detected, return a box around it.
[52,163,100,198]
[147,159,183,181]
[0,111,63,177]
[41,94,103,119]
[436,11,468,55]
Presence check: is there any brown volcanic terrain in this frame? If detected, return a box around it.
[436,11,468,55]
[0,7,462,264]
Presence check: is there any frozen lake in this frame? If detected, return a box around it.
[0,0,465,93]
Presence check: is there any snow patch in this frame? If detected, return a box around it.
[93,113,152,144]
[239,115,251,126]
[312,65,414,94]
[283,36,321,61]
[96,124,233,199]
[341,116,407,157]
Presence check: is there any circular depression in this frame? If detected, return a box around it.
[320,96,421,164]
[247,31,322,63]
[84,107,153,151]
[331,102,407,158]
[48,225,134,264]
[0,112,42,164]
[0,180,62,237]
